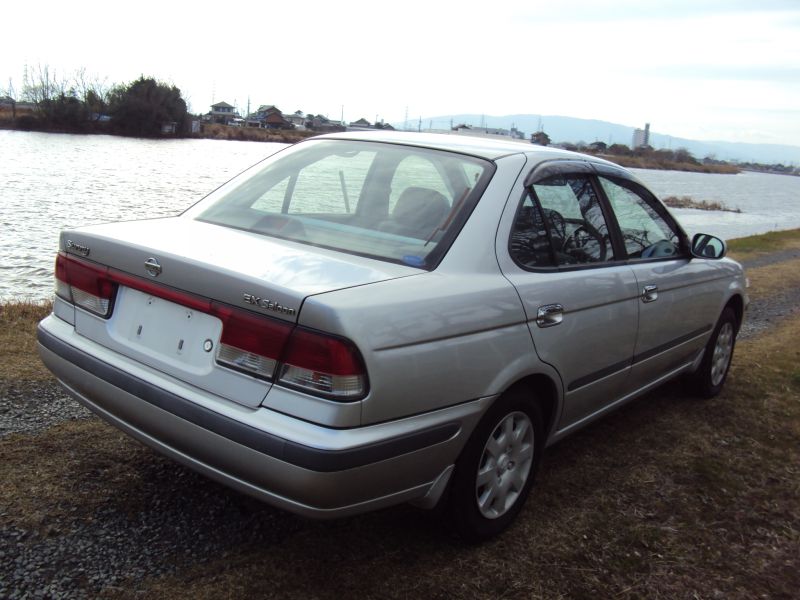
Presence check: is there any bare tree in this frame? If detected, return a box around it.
[1,77,17,120]
[21,64,64,106]
[73,68,110,121]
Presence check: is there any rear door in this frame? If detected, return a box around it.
[498,163,639,430]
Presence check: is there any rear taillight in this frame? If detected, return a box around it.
[55,253,115,317]
[53,252,368,400]
[279,328,367,400]
[213,302,293,380]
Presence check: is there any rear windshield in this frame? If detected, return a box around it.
[191,139,494,269]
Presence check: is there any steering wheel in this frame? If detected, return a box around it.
[641,239,677,259]
[563,218,607,262]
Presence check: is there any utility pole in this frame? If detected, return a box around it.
[404,106,409,131]
[418,116,422,132]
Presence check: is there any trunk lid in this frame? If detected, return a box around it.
[60,216,418,407]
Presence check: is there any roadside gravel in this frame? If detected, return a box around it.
[736,250,800,339]
[1,250,798,599]
[0,379,90,439]
[1,461,301,600]
[738,247,800,270]
[738,283,800,339]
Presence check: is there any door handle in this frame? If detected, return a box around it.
[641,285,658,303]
[536,304,564,328]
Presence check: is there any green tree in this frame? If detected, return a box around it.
[607,143,632,156]
[109,76,187,137]
[531,131,550,146]
[674,147,698,165]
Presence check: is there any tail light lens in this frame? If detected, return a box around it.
[213,302,293,380]
[53,252,368,401]
[279,329,367,399]
[55,253,115,317]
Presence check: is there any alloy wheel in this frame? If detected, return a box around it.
[711,322,734,387]
[475,411,534,519]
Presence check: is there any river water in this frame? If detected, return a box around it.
[2,130,800,300]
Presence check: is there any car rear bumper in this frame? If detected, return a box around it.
[37,315,489,518]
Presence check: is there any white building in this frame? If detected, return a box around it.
[633,123,651,148]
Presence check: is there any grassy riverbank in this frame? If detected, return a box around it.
[727,228,800,256]
[193,123,315,144]
[596,153,740,174]
[662,195,741,213]
[0,114,317,144]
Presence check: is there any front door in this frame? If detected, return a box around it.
[596,175,720,394]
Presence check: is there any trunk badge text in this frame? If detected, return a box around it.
[243,293,296,316]
[144,257,162,277]
[66,240,90,257]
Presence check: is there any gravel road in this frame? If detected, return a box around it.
[737,250,800,339]
[2,250,798,599]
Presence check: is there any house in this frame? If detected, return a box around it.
[246,105,292,129]
[348,118,395,132]
[208,101,239,125]
[307,114,345,132]
[285,110,306,130]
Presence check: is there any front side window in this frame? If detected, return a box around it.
[189,140,493,269]
[510,174,615,268]
[599,177,682,259]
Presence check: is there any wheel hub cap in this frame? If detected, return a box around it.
[475,411,534,519]
[710,322,734,387]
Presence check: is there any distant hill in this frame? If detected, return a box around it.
[408,114,800,165]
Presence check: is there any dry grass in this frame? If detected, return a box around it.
[112,314,800,599]
[0,420,142,530]
[598,154,740,174]
[0,300,53,380]
[743,258,800,301]
[196,123,315,144]
[727,228,800,261]
[662,195,740,213]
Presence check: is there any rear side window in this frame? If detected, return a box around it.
[192,140,494,269]
[510,174,615,268]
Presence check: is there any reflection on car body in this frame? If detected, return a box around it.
[38,131,748,540]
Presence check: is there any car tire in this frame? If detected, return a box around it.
[687,307,738,398]
[448,389,544,542]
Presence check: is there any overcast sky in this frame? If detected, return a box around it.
[2,0,798,146]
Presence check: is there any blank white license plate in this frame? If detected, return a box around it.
[111,286,223,370]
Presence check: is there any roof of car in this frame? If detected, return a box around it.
[315,130,590,161]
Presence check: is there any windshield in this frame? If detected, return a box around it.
[190,139,494,269]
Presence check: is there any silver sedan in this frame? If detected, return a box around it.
[38,131,747,540]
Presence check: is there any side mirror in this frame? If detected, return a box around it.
[691,233,727,259]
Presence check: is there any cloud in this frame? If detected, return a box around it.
[642,66,800,84]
